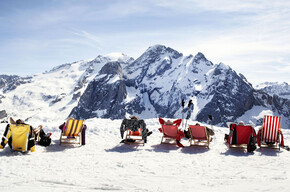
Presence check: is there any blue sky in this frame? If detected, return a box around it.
[0,0,290,85]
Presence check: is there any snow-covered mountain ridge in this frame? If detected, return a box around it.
[255,82,290,100]
[0,45,289,128]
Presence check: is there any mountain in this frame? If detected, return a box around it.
[69,45,290,128]
[0,45,289,128]
[255,82,290,100]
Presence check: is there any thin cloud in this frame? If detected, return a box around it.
[72,30,101,44]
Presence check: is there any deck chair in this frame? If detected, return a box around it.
[60,118,84,145]
[125,128,145,145]
[257,115,284,150]
[188,125,210,148]
[120,118,147,145]
[159,118,184,146]
[227,123,257,152]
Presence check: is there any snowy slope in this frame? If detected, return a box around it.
[0,54,133,125]
[0,118,290,192]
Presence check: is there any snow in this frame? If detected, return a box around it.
[1,118,290,192]
[124,86,137,103]
[107,75,120,84]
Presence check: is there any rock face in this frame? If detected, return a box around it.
[0,110,7,119]
[70,62,127,119]
[0,75,32,93]
[196,63,255,124]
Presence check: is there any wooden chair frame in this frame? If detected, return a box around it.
[227,124,256,151]
[124,129,145,146]
[60,118,84,145]
[188,125,210,148]
[160,125,179,145]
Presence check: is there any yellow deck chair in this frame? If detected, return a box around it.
[60,118,84,145]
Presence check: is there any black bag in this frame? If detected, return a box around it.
[39,134,51,147]
[247,134,257,153]
[183,130,190,139]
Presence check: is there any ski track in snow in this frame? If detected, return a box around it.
[0,118,290,192]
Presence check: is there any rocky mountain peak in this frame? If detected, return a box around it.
[99,61,123,77]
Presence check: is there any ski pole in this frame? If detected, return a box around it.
[181,99,185,129]
[208,115,213,129]
[185,100,192,130]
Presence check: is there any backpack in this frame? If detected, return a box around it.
[247,133,257,153]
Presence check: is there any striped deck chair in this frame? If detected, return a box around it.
[257,115,284,150]
[60,118,84,145]
[188,125,210,148]
[125,128,144,145]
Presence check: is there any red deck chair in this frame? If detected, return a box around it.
[257,115,284,150]
[159,118,184,147]
[188,125,210,148]
[227,124,256,151]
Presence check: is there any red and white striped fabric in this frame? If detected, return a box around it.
[262,115,281,143]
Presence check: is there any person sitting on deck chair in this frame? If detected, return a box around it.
[184,123,214,140]
[120,116,152,143]
[0,118,36,152]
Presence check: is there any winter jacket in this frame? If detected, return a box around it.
[120,119,148,140]
[0,124,35,152]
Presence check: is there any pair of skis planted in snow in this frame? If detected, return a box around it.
[181,99,213,130]
[181,99,193,130]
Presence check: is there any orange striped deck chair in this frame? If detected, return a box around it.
[60,118,84,145]
[188,125,210,148]
[257,115,284,150]
[125,128,144,145]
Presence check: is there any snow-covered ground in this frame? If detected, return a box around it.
[1,118,290,192]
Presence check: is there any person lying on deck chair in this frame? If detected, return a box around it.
[184,123,215,140]
[120,116,152,143]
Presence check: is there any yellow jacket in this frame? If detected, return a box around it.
[0,124,35,152]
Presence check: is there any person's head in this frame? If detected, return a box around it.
[238,121,245,125]
[16,119,24,124]
[165,120,173,125]
[195,123,200,126]
[130,116,138,120]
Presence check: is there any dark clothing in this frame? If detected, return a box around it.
[120,119,148,140]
